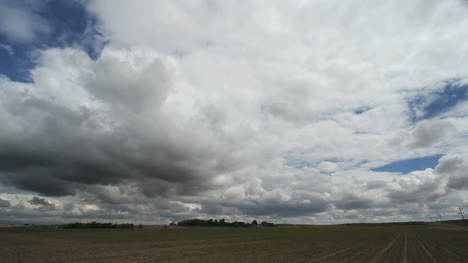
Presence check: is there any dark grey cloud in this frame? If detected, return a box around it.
[0,109,215,198]
[238,200,328,217]
[28,196,54,208]
[85,54,171,113]
[435,155,465,174]
[435,155,468,190]
[0,197,10,207]
[62,202,74,211]
[200,191,329,218]
[334,193,375,210]
[0,48,227,200]
[408,119,455,148]
[447,176,468,190]
[386,178,444,204]
[201,201,329,218]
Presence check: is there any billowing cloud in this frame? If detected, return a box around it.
[0,47,228,200]
[386,169,446,204]
[435,154,466,175]
[1,0,468,224]
[436,155,468,190]
[408,119,456,148]
[447,176,468,190]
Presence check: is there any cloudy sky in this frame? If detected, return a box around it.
[0,0,468,225]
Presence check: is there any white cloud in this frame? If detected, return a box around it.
[318,161,338,173]
[1,0,468,224]
[0,43,13,55]
[409,119,456,148]
[389,119,457,150]
[0,6,50,42]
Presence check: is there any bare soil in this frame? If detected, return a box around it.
[0,224,467,262]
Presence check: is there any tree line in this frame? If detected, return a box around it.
[176,219,274,227]
[63,222,135,229]
[61,219,275,228]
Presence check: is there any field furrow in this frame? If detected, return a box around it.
[1,225,467,263]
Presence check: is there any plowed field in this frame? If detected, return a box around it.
[0,225,467,262]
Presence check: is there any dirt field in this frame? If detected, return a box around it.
[0,224,467,262]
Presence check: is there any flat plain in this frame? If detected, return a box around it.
[0,223,467,263]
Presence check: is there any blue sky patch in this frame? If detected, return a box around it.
[284,156,341,170]
[371,154,443,174]
[353,107,371,115]
[408,80,468,122]
[423,83,468,119]
[285,159,314,169]
[0,0,104,83]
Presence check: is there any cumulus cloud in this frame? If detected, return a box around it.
[0,47,229,200]
[1,0,468,224]
[386,169,446,204]
[85,48,172,113]
[390,119,456,151]
[447,176,468,190]
[435,154,466,175]
[408,119,456,148]
[436,155,468,190]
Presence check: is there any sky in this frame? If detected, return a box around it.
[0,0,468,225]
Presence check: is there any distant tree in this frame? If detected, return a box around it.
[169,222,176,226]
[176,218,259,227]
[251,220,258,226]
[62,222,135,229]
[260,221,274,227]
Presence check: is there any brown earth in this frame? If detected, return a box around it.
[0,224,467,262]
